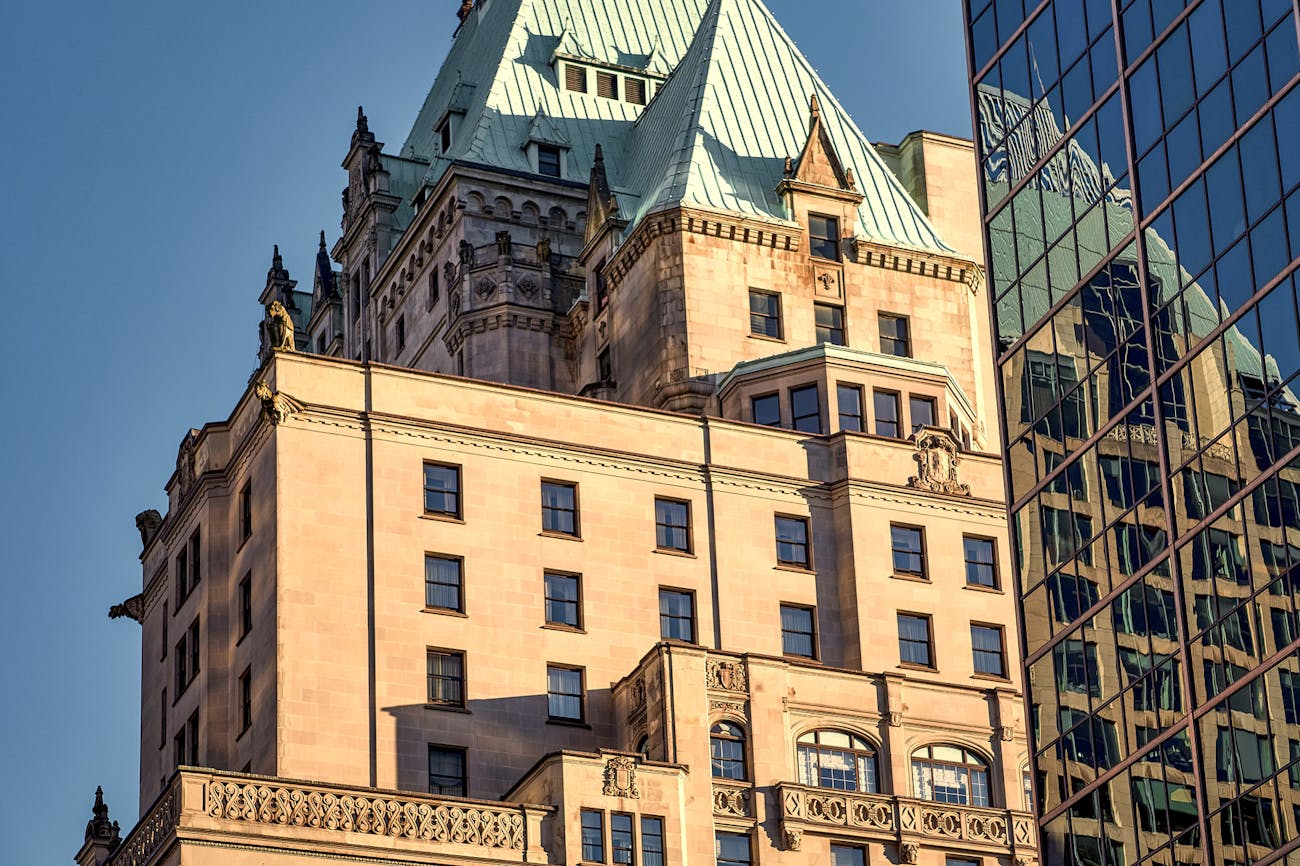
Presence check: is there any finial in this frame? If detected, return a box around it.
[93,786,107,820]
[809,94,822,121]
[319,230,327,251]
[84,786,121,846]
[458,0,474,22]
[594,143,604,164]
[356,105,368,133]
[272,244,282,268]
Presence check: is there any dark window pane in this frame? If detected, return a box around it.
[752,393,781,426]
[541,482,578,535]
[776,516,811,568]
[748,290,781,338]
[910,395,936,433]
[891,525,926,577]
[425,556,463,611]
[581,810,604,862]
[428,746,466,796]
[899,614,933,666]
[538,144,562,178]
[874,390,901,437]
[547,665,583,720]
[424,464,461,517]
[544,572,580,628]
[659,589,695,642]
[781,605,815,657]
[879,314,911,356]
[791,385,822,433]
[964,537,998,587]
[809,215,840,260]
[971,625,1006,676]
[655,498,691,552]
[426,651,465,707]
[837,384,863,431]
[815,303,845,345]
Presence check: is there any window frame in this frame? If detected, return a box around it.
[547,663,586,723]
[537,144,563,179]
[710,721,748,780]
[808,214,841,261]
[541,479,580,538]
[610,812,635,866]
[831,844,867,866]
[912,745,992,808]
[797,729,879,793]
[878,312,912,357]
[422,461,463,520]
[970,622,1008,679]
[395,314,406,353]
[239,480,252,543]
[424,553,465,614]
[581,809,605,863]
[898,611,936,669]
[963,536,1000,590]
[873,389,901,438]
[654,497,693,554]
[238,666,252,734]
[890,524,928,580]
[426,648,467,710]
[715,830,753,866]
[909,394,937,435]
[814,302,846,346]
[775,514,813,570]
[780,603,818,659]
[837,382,864,432]
[658,587,697,644]
[751,392,781,427]
[544,571,583,630]
[748,289,783,340]
[789,383,823,433]
[428,743,468,797]
[640,816,665,866]
[238,572,253,639]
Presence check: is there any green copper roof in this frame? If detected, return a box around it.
[400,0,955,255]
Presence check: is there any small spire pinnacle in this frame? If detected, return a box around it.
[356,106,368,134]
[458,0,474,23]
[272,244,282,268]
[319,230,327,251]
[594,143,605,164]
[93,786,107,821]
[809,94,822,122]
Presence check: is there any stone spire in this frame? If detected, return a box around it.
[76,787,121,866]
[315,230,338,300]
[352,105,375,148]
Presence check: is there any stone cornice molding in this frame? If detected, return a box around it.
[853,238,985,294]
[833,478,1008,517]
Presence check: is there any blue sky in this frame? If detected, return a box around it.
[0,1,970,861]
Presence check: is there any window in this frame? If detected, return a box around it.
[611,813,634,865]
[971,624,1007,677]
[545,572,582,629]
[624,77,646,105]
[174,709,199,768]
[775,515,811,569]
[565,64,588,93]
[790,385,822,433]
[597,346,612,381]
[873,390,900,437]
[831,845,866,866]
[640,817,664,866]
[596,71,618,100]
[428,269,440,308]
[238,573,252,638]
[797,729,878,793]
[593,258,609,311]
[890,525,926,578]
[808,214,840,260]
[581,809,604,862]
[426,650,466,708]
[964,537,998,588]
[946,859,981,866]
[655,498,692,553]
[898,613,933,667]
[910,395,936,433]
[879,313,911,357]
[161,601,168,659]
[428,745,466,796]
[715,832,752,866]
[423,463,462,518]
[159,689,166,748]
[439,120,452,153]
[748,289,782,339]
[541,481,579,536]
[752,393,781,426]
[175,528,201,604]
[781,604,816,658]
[538,144,562,179]
[425,555,464,612]
[239,481,252,542]
[815,303,845,345]
[547,664,584,721]
[238,667,251,733]
[912,745,990,807]
[710,721,746,779]
[395,315,406,352]
[659,588,696,643]
[175,617,200,695]
[837,384,863,432]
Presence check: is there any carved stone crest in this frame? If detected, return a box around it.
[705,658,748,692]
[602,756,640,798]
[475,278,496,300]
[907,428,970,496]
[998,725,1015,742]
[900,841,920,864]
[135,509,162,547]
[517,275,539,300]
[783,828,802,851]
[887,711,903,728]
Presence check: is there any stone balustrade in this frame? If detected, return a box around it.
[108,769,551,866]
[777,782,1037,860]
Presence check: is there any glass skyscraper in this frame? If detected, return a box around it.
[964,0,1300,863]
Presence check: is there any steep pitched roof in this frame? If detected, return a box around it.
[617,0,951,253]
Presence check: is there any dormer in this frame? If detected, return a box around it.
[550,21,660,110]
[435,80,477,156]
[521,109,572,181]
[778,95,864,264]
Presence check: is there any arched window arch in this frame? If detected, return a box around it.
[911,745,990,807]
[797,729,878,793]
[711,722,746,780]
[635,735,650,760]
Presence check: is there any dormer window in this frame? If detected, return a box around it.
[538,145,562,178]
[809,214,840,260]
[596,71,618,100]
[438,118,453,154]
[565,64,588,93]
[625,78,646,105]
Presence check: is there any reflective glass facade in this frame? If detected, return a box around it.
[964,0,1300,863]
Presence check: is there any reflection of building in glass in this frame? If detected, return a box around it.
[965,0,1300,863]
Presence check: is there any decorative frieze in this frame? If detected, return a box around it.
[705,657,748,693]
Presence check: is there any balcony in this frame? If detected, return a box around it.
[109,768,551,866]
[777,782,1037,861]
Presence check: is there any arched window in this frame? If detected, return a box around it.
[711,722,746,780]
[912,745,990,807]
[797,730,878,793]
[635,735,650,760]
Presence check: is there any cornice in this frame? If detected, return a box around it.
[853,238,985,294]
[832,477,1008,518]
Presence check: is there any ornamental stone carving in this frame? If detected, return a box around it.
[537,236,552,265]
[900,841,920,863]
[475,278,496,300]
[998,725,1014,742]
[626,677,647,721]
[113,786,177,866]
[458,239,476,267]
[705,658,748,692]
[109,593,145,624]
[887,711,903,727]
[135,509,162,547]
[449,288,462,317]
[444,261,457,286]
[709,698,746,717]
[496,230,512,257]
[264,300,296,352]
[517,275,539,300]
[254,381,296,425]
[602,756,640,798]
[783,828,803,851]
[204,780,525,849]
[712,784,752,818]
[175,430,199,497]
[908,428,970,496]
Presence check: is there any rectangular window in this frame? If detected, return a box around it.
[964,537,998,588]
[440,120,452,153]
[596,71,618,99]
[890,525,926,578]
[971,624,1007,677]
[597,347,612,381]
[238,667,252,733]
[427,650,466,708]
[837,384,863,432]
[624,77,646,105]
[808,214,840,260]
[581,809,605,862]
[790,384,822,433]
[879,313,911,357]
[898,613,934,667]
[428,270,440,308]
[425,555,463,612]
[815,303,845,345]
[655,498,692,553]
[239,481,252,542]
[239,573,252,638]
[161,601,168,659]
[831,845,866,866]
[395,315,406,353]
[423,462,462,518]
[174,633,188,694]
[544,572,582,628]
[190,529,201,589]
[187,618,200,684]
[748,289,782,339]
[873,390,900,437]
[781,604,816,658]
[547,664,584,721]
[185,709,199,765]
[541,481,579,536]
[428,745,467,796]
[611,813,634,865]
[176,549,188,604]
[565,64,588,93]
[910,395,936,433]
[538,144,562,178]
[659,588,696,643]
[946,859,981,866]
[715,831,752,866]
[752,393,781,426]
[640,817,664,866]
[775,515,811,569]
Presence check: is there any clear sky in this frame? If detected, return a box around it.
[0,1,970,861]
